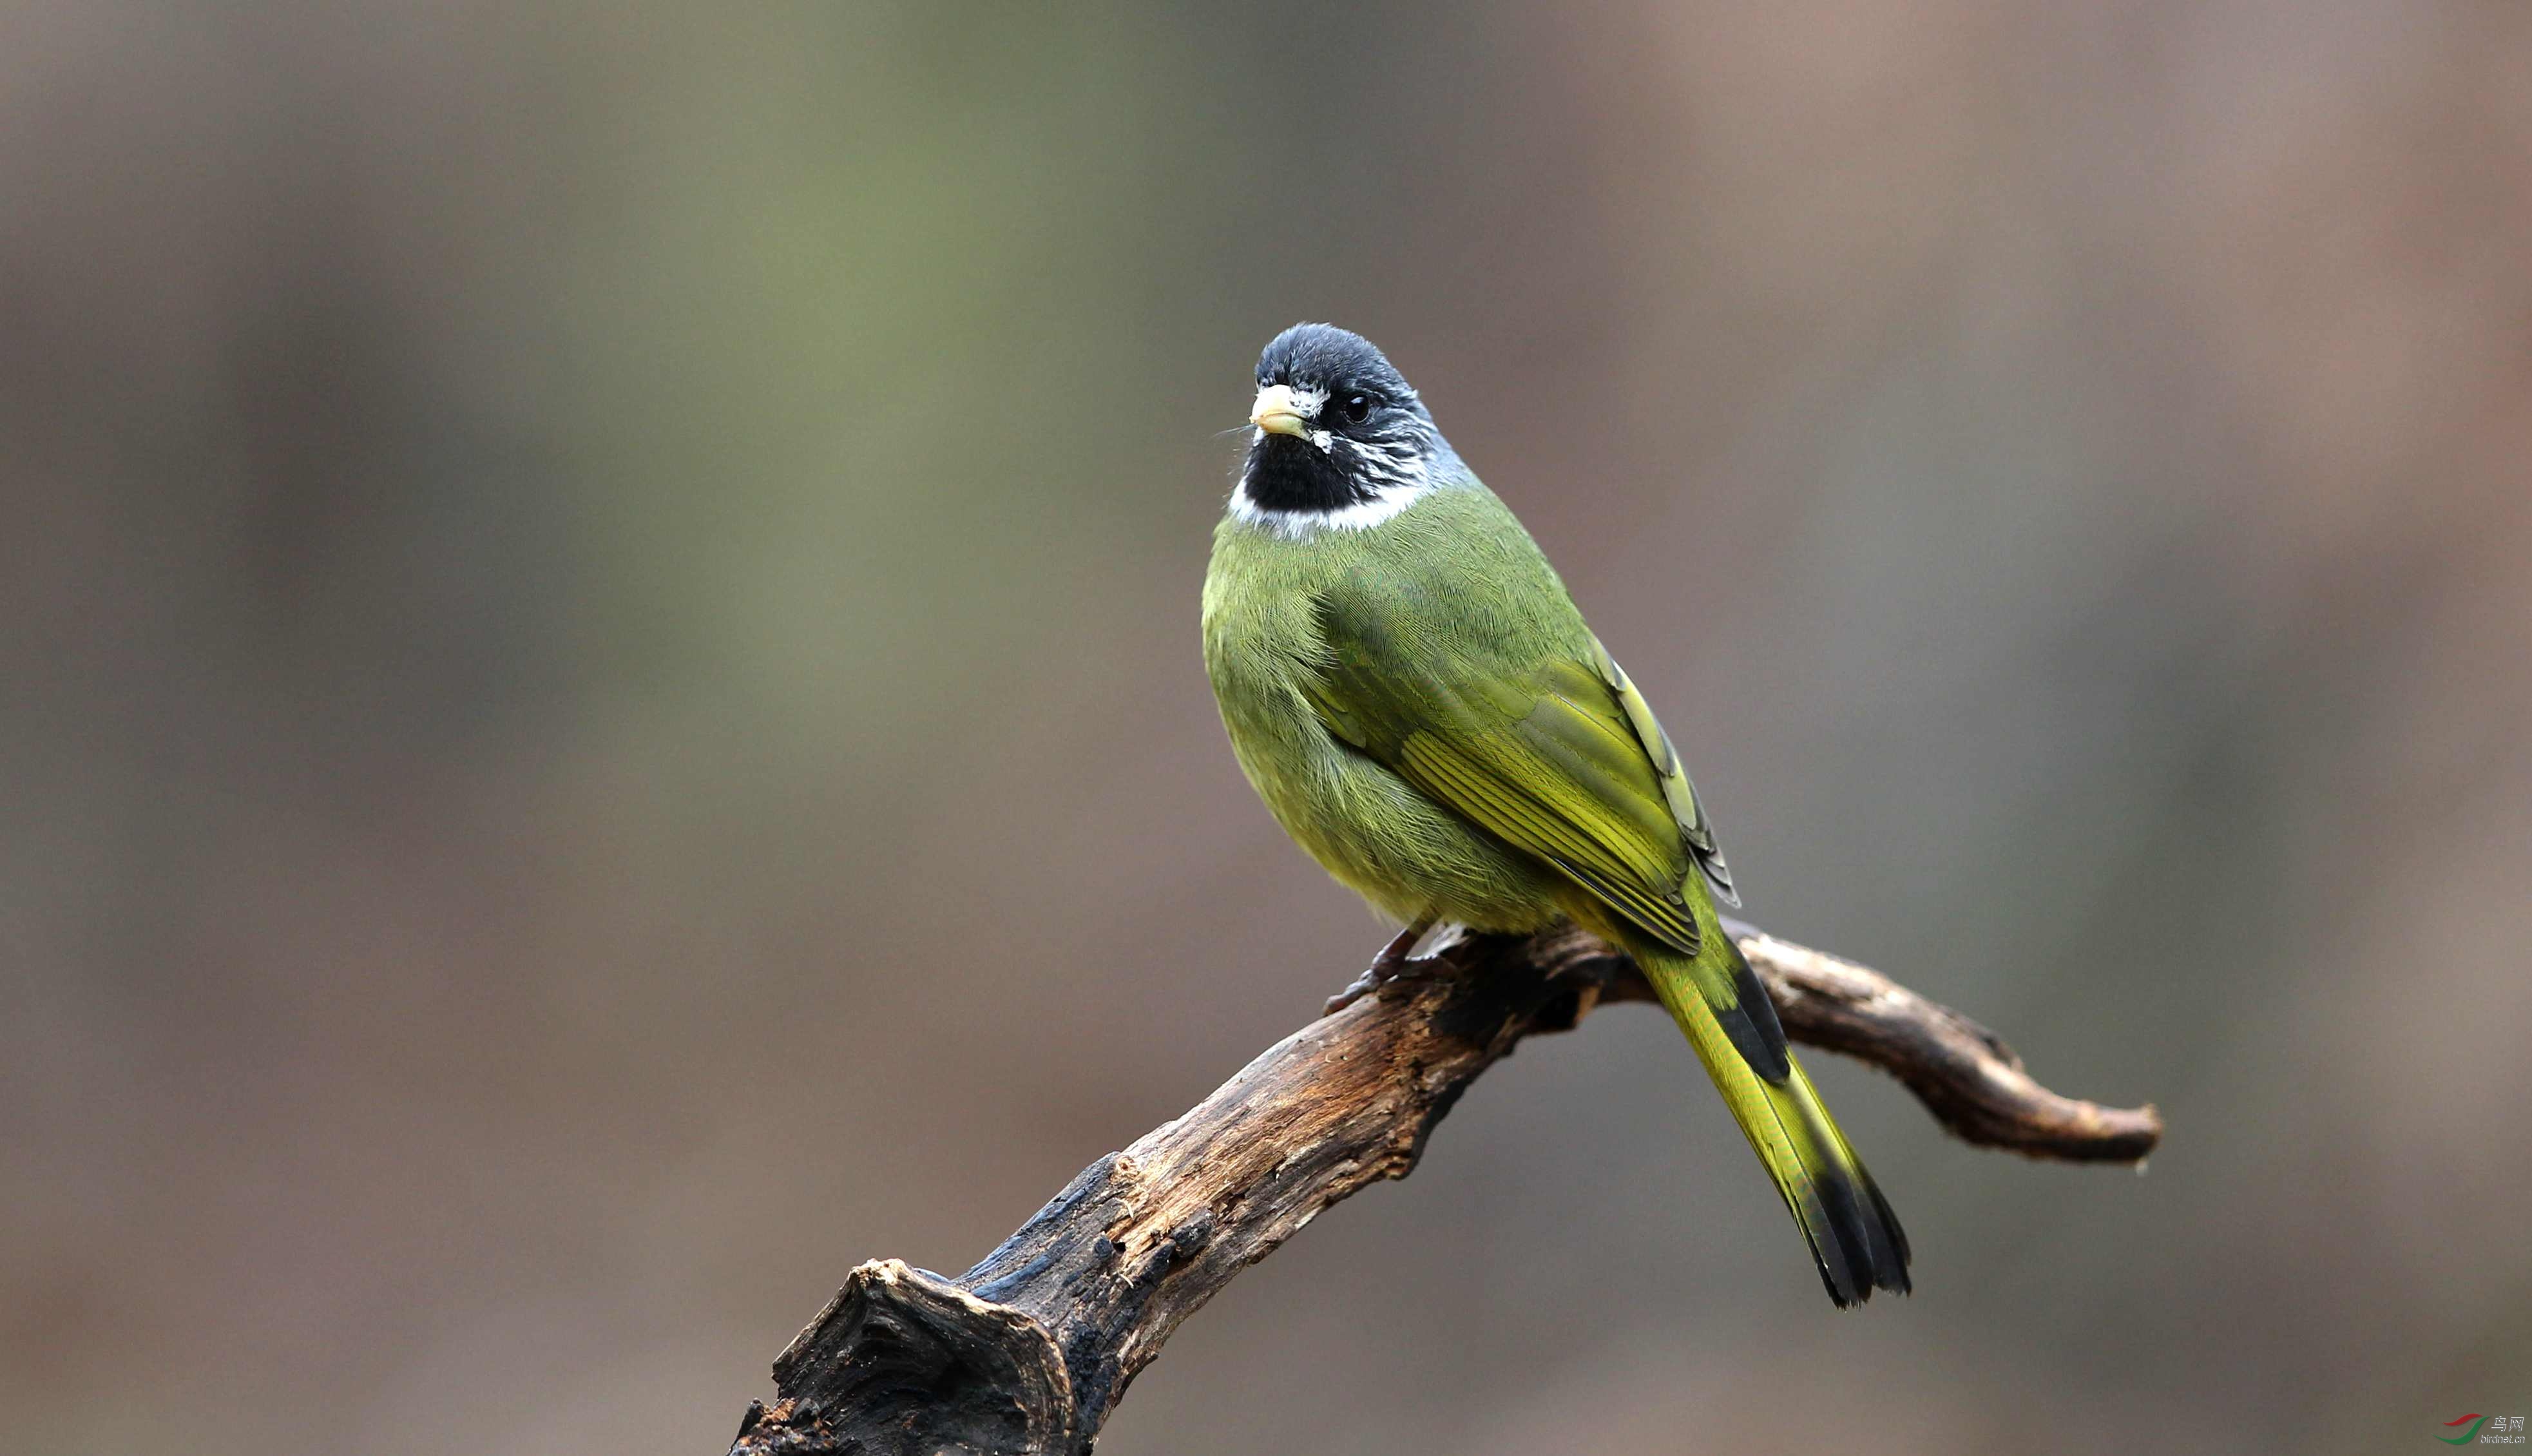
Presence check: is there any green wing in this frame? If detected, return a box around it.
[1305,590,1912,1307]
[1587,640,1737,906]
[1301,597,1732,950]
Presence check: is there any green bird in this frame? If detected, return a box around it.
[1201,323,1910,1307]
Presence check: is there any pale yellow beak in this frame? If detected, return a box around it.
[1249,383,1312,438]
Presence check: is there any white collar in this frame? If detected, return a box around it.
[1226,481,1435,539]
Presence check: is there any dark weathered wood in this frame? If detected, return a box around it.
[730,923,2161,1456]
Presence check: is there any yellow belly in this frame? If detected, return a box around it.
[1235,716,1570,932]
[1206,611,1566,930]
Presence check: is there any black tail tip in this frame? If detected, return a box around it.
[1810,1171,1913,1308]
[1815,1245,1912,1309]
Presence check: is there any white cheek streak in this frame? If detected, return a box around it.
[1244,421,1336,453]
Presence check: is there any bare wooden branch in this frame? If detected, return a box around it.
[729,923,2160,1456]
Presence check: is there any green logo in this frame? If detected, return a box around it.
[2444,1415,2489,1444]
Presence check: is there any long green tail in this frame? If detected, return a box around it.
[1630,915,1912,1307]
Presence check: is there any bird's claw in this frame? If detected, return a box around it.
[1323,921,1462,1015]
[1323,953,1457,1015]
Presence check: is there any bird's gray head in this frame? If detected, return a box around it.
[1234,323,1455,535]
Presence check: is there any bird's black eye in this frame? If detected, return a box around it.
[1342,394,1374,425]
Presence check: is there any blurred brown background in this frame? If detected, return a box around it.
[6,3,2529,1452]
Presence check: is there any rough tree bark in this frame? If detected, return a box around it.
[728,921,2161,1456]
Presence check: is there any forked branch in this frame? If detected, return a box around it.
[728,921,2160,1456]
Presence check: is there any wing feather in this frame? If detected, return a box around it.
[1300,595,1729,955]
[1589,640,1738,905]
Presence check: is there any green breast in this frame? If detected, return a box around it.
[1198,483,1583,929]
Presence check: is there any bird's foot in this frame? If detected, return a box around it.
[1323,921,1463,1015]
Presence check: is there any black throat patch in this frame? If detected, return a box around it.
[1242,434,1377,514]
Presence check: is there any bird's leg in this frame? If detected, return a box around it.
[1367,917,1434,975]
[1323,917,1458,1015]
